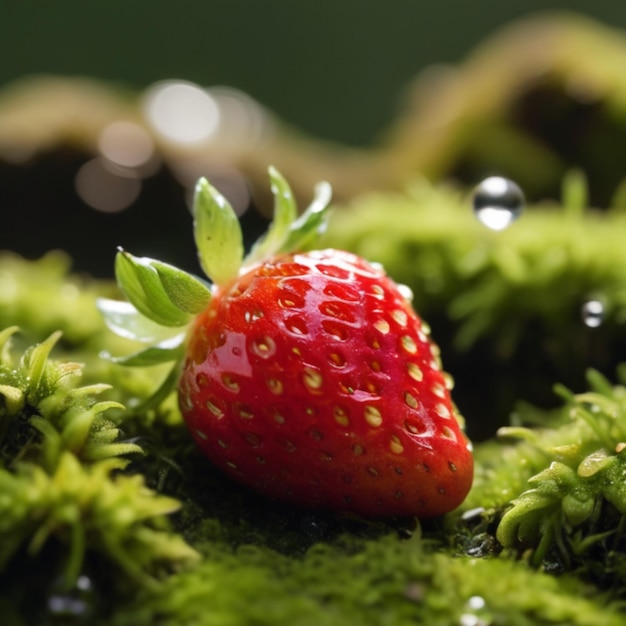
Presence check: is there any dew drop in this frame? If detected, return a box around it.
[467,596,486,611]
[581,299,604,328]
[47,574,95,620]
[472,176,525,231]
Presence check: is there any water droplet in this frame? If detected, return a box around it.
[47,574,95,621]
[467,596,486,611]
[581,299,604,328]
[472,176,525,231]
[459,614,489,626]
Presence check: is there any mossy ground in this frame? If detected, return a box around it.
[3,174,626,625]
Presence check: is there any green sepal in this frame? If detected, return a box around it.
[115,249,205,326]
[151,260,212,315]
[104,335,185,367]
[193,177,244,286]
[96,298,181,344]
[247,166,298,264]
[278,179,332,254]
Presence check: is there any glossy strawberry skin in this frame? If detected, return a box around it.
[179,249,473,517]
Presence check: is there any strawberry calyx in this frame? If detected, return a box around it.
[97,168,332,370]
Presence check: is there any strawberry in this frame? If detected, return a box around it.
[98,168,473,517]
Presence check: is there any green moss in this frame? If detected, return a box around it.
[5,181,626,622]
[0,325,198,620]
[107,533,622,626]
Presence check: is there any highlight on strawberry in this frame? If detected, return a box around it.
[97,167,473,518]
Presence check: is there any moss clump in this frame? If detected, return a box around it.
[457,369,626,597]
[105,530,623,626]
[0,327,198,623]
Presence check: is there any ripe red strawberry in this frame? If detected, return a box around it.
[98,168,473,517]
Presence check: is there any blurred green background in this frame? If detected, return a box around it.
[2,0,625,147]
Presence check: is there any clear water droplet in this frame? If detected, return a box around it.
[472,176,525,231]
[47,575,95,621]
[581,300,604,328]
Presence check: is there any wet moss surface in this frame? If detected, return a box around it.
[3,174,626,623]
